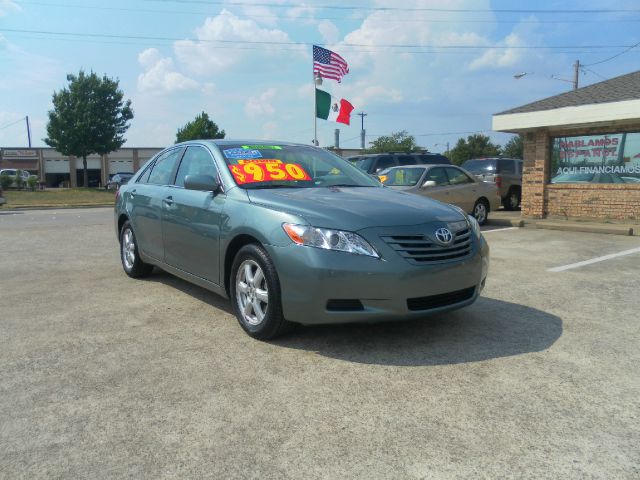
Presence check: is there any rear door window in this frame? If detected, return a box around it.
[498,159,515,174]
[373,155,395,172]
[397,155,417,166]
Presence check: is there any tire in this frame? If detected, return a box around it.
[230,244,294,340]
[473,199,489,226]
[120,220,153,278]
[503,188,521,211]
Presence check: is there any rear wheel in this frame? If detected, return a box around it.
[503,188,521,211]
[120,221,153,278]
[473,199,489,225]
[230,244,294,340]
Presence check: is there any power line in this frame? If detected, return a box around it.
[147,0,640,14]
[583,40,640,66]
[16,1,640,24]
[0,28,634,51]
[0,117,26,131]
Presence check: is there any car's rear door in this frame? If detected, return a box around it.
[161,145,225,285]
[128,147,183,261]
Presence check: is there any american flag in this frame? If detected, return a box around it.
[313,45,349,83]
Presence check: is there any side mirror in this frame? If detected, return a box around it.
[422,180,436,188]
[184,174,220,193]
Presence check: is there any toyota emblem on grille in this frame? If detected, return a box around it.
[434,227,453,245]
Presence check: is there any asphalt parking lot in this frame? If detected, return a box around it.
[1,208,639,479]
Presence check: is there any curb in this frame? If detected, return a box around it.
[486,218,524,227]
[2,204,113,211]
[530,222,634,236]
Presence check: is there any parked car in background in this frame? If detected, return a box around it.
[0,168,34,187]
[106,173,133,190]
[380,165,501,225]
[460,157,523,210]
[348,152,451,175]
[115,140,489,340]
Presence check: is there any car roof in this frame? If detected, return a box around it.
[176,139,305,148]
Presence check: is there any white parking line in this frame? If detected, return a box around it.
[548,247,640,272]
[483,226,519,233]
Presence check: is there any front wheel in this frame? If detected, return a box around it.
[473,199,489,225]
[120,221,153,278]
[230,244,294,340]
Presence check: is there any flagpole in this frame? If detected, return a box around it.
[313,72,318,146]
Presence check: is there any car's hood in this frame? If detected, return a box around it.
[246,186,465,230]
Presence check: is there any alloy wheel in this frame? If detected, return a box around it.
[235,259,269,326]
[122,228,136,270]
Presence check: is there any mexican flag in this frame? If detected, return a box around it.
[316,89,354,125]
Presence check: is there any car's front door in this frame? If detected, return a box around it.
[443,166,477,212]
[129,147,183,261]
[419,167,452,203]
[162,146,225,285]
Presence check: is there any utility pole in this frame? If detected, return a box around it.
[357,112,367,150]
[573,59,580,90]
[26,115,32,147]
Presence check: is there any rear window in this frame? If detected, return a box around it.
[351,157,373,172]
[461,159,497,174]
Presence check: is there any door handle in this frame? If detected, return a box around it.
[130,189,136,198]
[163,196,174,206]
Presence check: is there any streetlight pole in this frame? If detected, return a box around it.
[26,115,32,148]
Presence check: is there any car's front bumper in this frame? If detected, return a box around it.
[265,228,489,325]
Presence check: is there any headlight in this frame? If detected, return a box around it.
[467,215,481,239]
[282,223,380,258]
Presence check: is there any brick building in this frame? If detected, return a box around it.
[493,70,640,221]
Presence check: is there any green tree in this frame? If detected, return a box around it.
[0,173,12,190]
[44,70,133,187]
[14,169,24,190]
[176,112,226,143]
[448,134,501,165]
[502,135,523,159]
[367,130,419,153]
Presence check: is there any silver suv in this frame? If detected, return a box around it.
[461,158,523,210]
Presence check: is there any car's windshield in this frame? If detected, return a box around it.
[220,144,380,189]
[381,168,426,186]
[461,159,496,174]
[350,157,373,172]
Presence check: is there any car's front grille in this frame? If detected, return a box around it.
[381,227,473,264]
[407,287,476,311]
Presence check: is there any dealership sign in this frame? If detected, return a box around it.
[1,149,38,158]
[556,134,623,162]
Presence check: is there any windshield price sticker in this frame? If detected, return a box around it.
[238,159,282,165]
[241,145,282,150]
[228,162,311,184]
[223,148,263,160]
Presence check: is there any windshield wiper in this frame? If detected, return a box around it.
[324,184,374,188]
[245,184,301,190]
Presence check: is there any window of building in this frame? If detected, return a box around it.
[550,132,640,184]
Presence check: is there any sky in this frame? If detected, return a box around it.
[1,0,639,151]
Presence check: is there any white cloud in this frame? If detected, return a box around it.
[174,9,302,77]
[137,48,199,94]
[245,88,277,118]
[261,121,278,139]
[0,0,20,17]
[469,32,525,70]
[318,20,339,45]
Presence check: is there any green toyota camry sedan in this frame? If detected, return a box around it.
[115,140,490,339]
